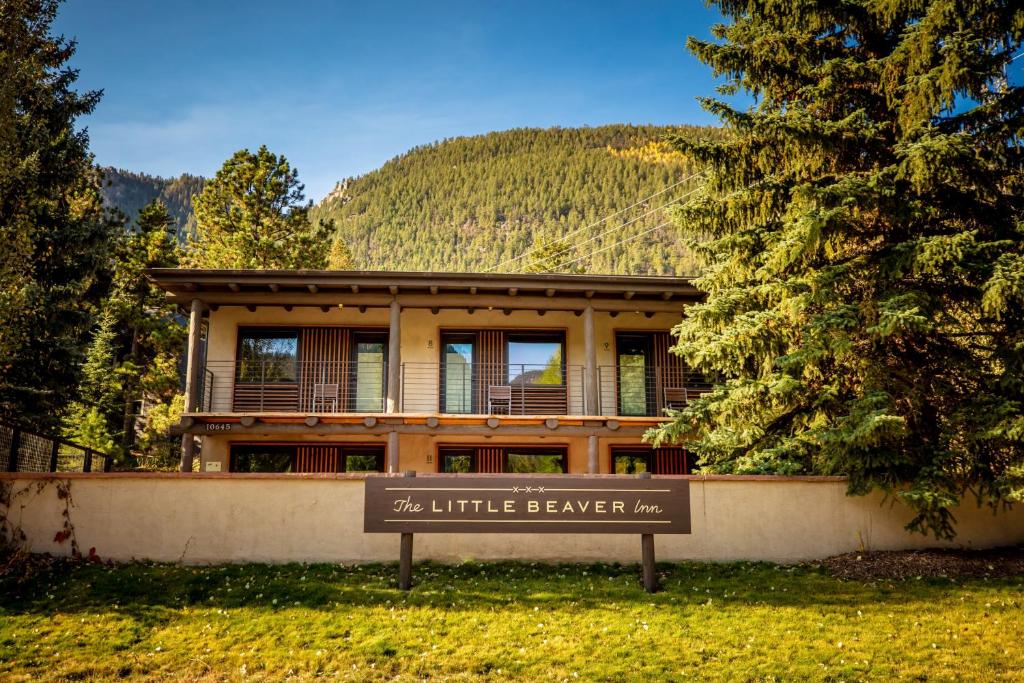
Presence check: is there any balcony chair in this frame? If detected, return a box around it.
[312,383,340,413]
[488,385,512,414]
[663,387,689,411]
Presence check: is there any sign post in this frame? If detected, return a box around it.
[639,472,658,592]
[364,473,690,593]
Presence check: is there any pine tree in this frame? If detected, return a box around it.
[520,232,584,274]
[185,146,331,269]
[0,0,118,428]
[327,236,355,270]
[650,1,1024,538]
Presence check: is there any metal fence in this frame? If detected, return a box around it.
[0,422,111,473]
[401,363,586,415]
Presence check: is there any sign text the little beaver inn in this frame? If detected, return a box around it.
[364,475,691,534]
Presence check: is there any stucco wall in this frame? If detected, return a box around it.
[203,305,681,414]
[200,434,666,475]
[3,474,1021,565]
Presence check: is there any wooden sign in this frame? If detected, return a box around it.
[364,475,690,534]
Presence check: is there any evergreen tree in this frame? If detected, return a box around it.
[521,233,584,274]
[651,1,1024,537]
[327,236,355,269]
[0,0,118,428]
[311,125,716,274]
[185,146,331,269]
[63,200,185,464]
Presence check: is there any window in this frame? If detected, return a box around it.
[505,448,566,473]
[341,447,385,472]
[437,446,568,473]
[440,448,474,473]
[612,449,650,475]
[611,447,690,475]
[230,444,385,473]
[231,445,295,472]
[507,333,564,385]
[350,333,387,411]
[238,329,299,383]
[441,333,476,413]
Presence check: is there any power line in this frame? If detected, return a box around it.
[517,182,704,272]
[527,181,707,273]
[541,218,677,273]
[486,169,706,273]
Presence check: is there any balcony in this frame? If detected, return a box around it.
[199,361,387,413]
[401,363,586,415]
[197,359,711,418]
[596,365,712,417]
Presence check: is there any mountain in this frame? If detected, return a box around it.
[100,168,205,238]
[312,125,721,275]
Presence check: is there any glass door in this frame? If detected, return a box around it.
[350,333,387,411]
[616,333,653,416]
[441,333,475,413]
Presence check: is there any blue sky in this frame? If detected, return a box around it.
[55,1,728,201]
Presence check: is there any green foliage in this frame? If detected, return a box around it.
[651,1,1024,538]
[185,146,331,269]
[311,125,719,274]
[0,0,119,429]
[62,403,117,457]
[327,236,355,270]
[65,200,185,465]
[99,168,205,241]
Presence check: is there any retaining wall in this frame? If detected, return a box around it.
[2,473,1021,564]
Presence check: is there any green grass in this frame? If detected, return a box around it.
[1,560,1021,681]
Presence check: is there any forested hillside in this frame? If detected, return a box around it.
[100,168,204,237]
[312,125,721,274]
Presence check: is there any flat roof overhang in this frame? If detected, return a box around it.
[146,269,702,314]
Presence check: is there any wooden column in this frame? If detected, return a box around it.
[386,299,401,413]
[387,430,399,473]
[587,435,599,474]
[180,298,205,472]
[583,304,599,415]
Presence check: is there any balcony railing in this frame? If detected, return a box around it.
[401,362,585,415]
[198,360,387,413]
[597,365,712,417]
[195,360,712,417]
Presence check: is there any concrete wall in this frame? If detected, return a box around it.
[3,473,1021,565]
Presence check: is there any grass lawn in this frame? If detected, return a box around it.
[1,559,1021,681]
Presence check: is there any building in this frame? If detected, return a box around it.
[148,269,708,475]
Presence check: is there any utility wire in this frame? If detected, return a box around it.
[526,180,707,273]
[542,219,677,273]
[487,169,706,273]
[517,180,705,272]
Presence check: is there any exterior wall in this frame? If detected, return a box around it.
[200,433,645,474]
[4,473,1022,564]
[203,304,681,415]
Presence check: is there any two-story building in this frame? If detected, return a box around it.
[149,269,708,475]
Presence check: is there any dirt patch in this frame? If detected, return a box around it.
[820,546,1024,581]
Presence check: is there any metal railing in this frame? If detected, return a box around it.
[0,422,112,473]
[401,362,585,415]
[597,365,713,417]
[199,360,387,413]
